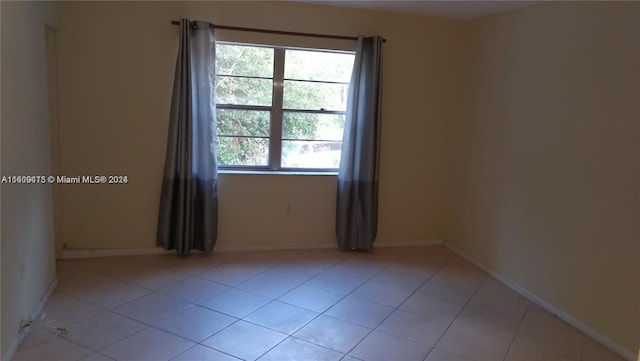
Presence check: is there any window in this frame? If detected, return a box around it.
[215,43,355,171]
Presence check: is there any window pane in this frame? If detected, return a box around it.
[284,49,354,82]
[216,44,274,77]
[217,137,269,166]
[283,81,349,111]
[217,109,270,137]
[282,112,344,141]
[282,140,342,169]
[216,76,272,106]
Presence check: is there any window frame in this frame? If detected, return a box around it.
[215,42,354,173]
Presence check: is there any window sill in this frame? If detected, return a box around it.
[218,169,338,176]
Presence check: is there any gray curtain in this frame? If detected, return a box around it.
[336,36,383,251]
[157,19,218,254]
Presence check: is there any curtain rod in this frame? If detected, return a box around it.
[170,20,386,43]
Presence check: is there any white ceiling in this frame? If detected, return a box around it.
[301,1,539,19]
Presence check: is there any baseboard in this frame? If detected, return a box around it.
[61,243,335,258]
[62,247,175,259]
[62,240,445,259]
[214,242,336,252]
[3,278,58,361]
[444,242,636,361]
[376,239,444,247]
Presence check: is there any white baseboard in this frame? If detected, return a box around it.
[214,242,335,252]
[3,278,58,361]
[444,242,636,361]
[62,240,444,259]
[376,239,444,247]
[62,247,175,259]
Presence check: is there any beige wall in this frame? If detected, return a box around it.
[448,2,639,354]
[1,1,58,357]
[55,1,465,251]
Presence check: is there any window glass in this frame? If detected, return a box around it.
[217,137,269,166]
[215,44,274,78]
[283,81,349,111]
[282,112,344,141]
[217,109,270,137]
[284,49,354,82]
[215,43,354,171]
[282,140,342,169]
[216,77,272,106]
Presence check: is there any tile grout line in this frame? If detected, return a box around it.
[190,249,357,360]
[501,300,533,361]
[425,265,489,361]
[338,251,452,359]
[247,249,406,360]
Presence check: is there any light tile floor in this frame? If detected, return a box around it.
[13,246,625,361]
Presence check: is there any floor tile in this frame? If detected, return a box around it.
[102,327,194,361]
[122,267,192,290]
[72,280,150,309]
[13,336,93,361]
[159,276,229,304]
[55,265,112,295]
[63,311,146,350]
[18,246,625,361]
[265,262,324,280]
[307,271,367,294]
[70,257,156,279]
[43,293,104,326]
[129,254,185,267]
[354,247,405,263]
[168,260,224,275]
[416,276,479,304]
[470,278,529,316]
[350,280,414,307]
[245,300,318,334]
[294,249,348,267]
[437,259,485,279]
[399,292,466,323]
[294,315,370,354]
[200,288,271,318]
[349,330,430,361]
[114,292,192,324]
[278,284,344,312]
[202,320,286,361]
[154,305,237,342]
[325,297,394,329]
[370,266,432,291]
[453,301,524,339]
[171,344,241,361]
[243,249,304,263]
[198,262,264,286]
[582,337,626,361]
[78,352,115,361]
[376,310,449,347]
[424,348,472,361]
[511,307,584,359]
[505,339,580,361]
[436,325,511,361]
[236,272,304,298]
[258,337,343,361]
[341,356,363,361]
[330,258,386,279]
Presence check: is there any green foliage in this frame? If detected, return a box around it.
[214,44,354,167]
[216,109,269,166]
